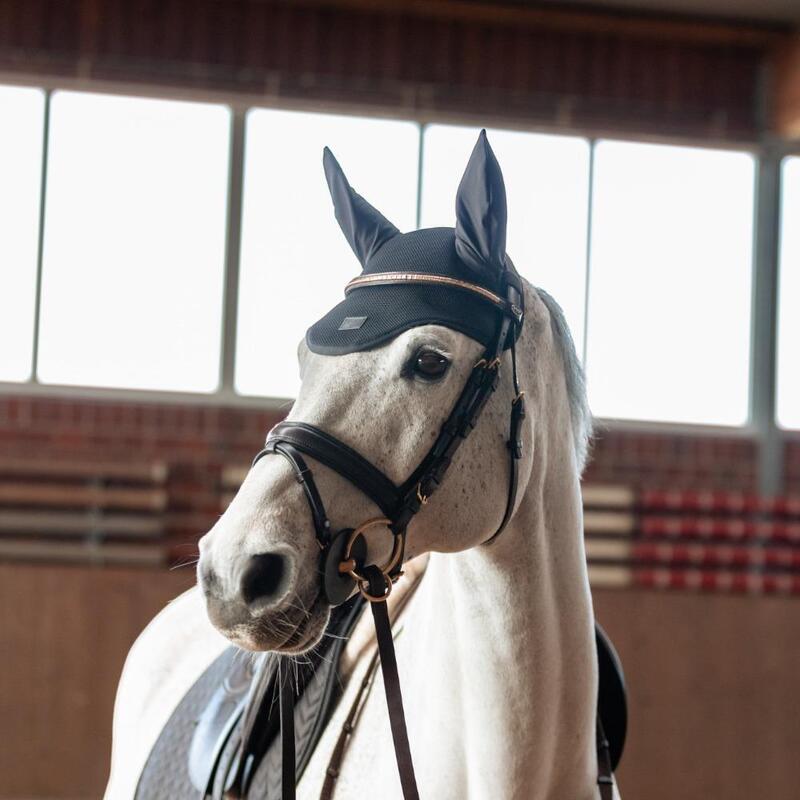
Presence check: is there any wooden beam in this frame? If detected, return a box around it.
[0,510,164,537]
[773,34,800,139]
[281,0,789,47]
[0,538,166,565]
[0,457,168,483]
[0,482,168,511]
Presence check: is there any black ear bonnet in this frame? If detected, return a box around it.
[306,131,522,356]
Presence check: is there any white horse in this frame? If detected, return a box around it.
[106,136,617,799]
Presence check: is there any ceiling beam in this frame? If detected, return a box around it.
[278,0,790,47]
[773,35,800,138]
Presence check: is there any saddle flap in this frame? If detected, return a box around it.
[188,652,265,793]
[595,621,627,771]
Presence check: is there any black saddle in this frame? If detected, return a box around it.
[596,621,627,771]
[136,595,626,799]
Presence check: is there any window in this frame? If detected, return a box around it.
[0,84,775,431]
[585,141,755,425]
[37,91,230,392]
[235,109,419,398]
[777,156,800,430]
[420,125,590,357]
[0,86,45,381]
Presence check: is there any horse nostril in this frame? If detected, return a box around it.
[241,552,290,609]
[198,561,218,597]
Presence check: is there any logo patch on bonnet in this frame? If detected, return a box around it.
[338,316,368,331]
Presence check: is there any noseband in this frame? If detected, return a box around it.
[250,269,525,799]
[253,270,526,607]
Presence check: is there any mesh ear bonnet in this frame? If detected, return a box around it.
[306,132,521,356]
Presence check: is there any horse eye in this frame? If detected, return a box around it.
[413,350,450,380]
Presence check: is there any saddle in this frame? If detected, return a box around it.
[136,594,626,799]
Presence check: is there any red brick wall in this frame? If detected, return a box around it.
[585,426,759,492]
[785,440,800,494]
[0,394,282,558]
[2,393,781,555]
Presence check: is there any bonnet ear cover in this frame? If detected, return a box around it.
[307,133,516,356]
[323,147,400,267]
[455,130,508,284]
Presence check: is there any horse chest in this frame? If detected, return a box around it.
[298,636,467,800]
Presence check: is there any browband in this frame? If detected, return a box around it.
[345,272,524,324]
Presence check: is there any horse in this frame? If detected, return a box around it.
[105,131,619,799]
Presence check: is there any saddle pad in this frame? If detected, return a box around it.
[136,603,626,797]
[136,598,366,800]
[136,647,246,799]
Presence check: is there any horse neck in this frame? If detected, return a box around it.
[399,391,598,798]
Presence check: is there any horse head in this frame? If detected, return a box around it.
[196,131,581,654]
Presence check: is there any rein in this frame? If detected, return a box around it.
[251,269,525,799]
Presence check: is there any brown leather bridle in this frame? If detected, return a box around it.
[249,270,617,800]
[251,268,525,800]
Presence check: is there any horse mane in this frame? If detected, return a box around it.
[533,287,592,474]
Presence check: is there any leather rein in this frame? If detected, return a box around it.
[249,270,612,799]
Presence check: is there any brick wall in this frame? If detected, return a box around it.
[0,394,282,559]
[2,393,786,560]
[585,425,759,492]
[785,440,800,494]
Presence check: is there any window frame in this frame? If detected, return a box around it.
[775,154,800,434]
[0,77,792,460]
[583,137,758,429]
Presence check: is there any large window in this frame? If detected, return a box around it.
[235,109,419,398]
[37,92,230,392]
[3,82,791,435]
[420,125,590,357]
[0,86,45,381]
[777,157,800,430]
[585,141,755,426]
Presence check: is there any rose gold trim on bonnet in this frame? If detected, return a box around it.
[344,272,506,310]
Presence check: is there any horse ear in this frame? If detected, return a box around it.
[323,147,400,267]
[454,130,508,281]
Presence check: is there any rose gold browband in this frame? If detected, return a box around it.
[345,272,524,322]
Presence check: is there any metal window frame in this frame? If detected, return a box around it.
[774,151,800,436]
[29,88,51,382]
[1,74,798,493]
[217,107,247,401]
[749,147,783,494]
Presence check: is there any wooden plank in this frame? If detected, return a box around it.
[773,34,800,138]
[0,458,168,483]
[584,509,635,534]
[0,510,163,537]
[283,0,788,47]
[0,538,166,566]
[1,563,799,798]
[221,465,248,488]
[0,562,193,797]
[0,483,168,511]
[588,564,632,589]
[641,516,800,544]
[594,587,800,799]
[581,484,635,509]
[585,539,631,561]
[592,564,800,594]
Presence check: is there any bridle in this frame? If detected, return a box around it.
[251,267,526,800]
